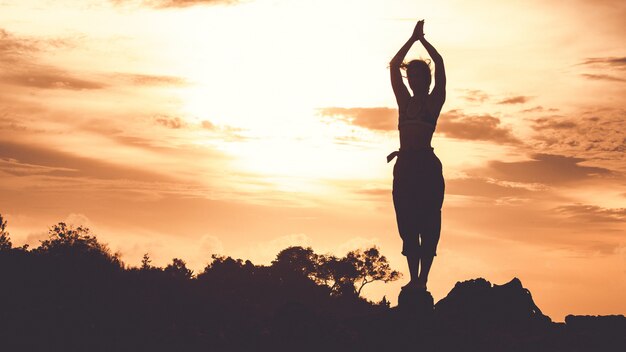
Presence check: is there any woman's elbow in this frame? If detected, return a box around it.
[389,58,402,67]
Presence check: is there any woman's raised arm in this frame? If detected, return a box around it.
[390,20,424,109]
[420,33,446,107]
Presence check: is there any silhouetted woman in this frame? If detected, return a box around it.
[388,20,445,291]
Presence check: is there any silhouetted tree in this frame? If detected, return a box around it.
[317,254,360,296]
[271,246,318,280]
[0,214,12,251]
[141,253,152,270]
[346,247,401,296]
[310,253,336,287]
[1,216,606,352]
[270,246,401,297]
[164,258,193,280]
[36,222,121,266]
[198,255,255,284]
[378,295,391,308]
[307,247,401,297]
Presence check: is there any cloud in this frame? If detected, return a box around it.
[528,109,626,158]
[24,231,48,248]
[0,29,104,91]
[354,187,390,198]
[579,57,626,82]
[198,234,225,255]
[580,57,626,69]
[319,107,522,144]
[497,96,532,104]
[445,176,539,198]
[114,73,187,86]
[0,140,175,182]
[0,28,40,63]
[521,106,559,114]
[112,0,240,8]
[531,117,577,130]
[335,237,380,255]
[0,29,185,92]
[201,120,216,130]
[317,107,397,131]
[521,106,544,113]
[580,73,626,82]
[154,115,186,129]
[460,89,489,103]
[479,153,613,185]
[437,110,521,144]
[555,204,626,223]
[64,213,93,228]
[1,70,105,90]
[443,200,625,256]
[0,158,76,176]
[198,119,248,142]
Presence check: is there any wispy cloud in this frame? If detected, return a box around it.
[0,28,78,64]
[0,140,176,182]
[0,158,76,177]
[579,56,626,82]
[0,29,104,90]
[0,29,187,92]
[445,176,539,198]
[437,110,521,144]
[555,204,626,223]
[459,89,489,103]
[521,106,559,114]
[497,96,532,104]
[529,109,626,158]
[1,70,105,90]
[479,153,613,185]
[580,73,626,82]
[154,115,186,129]
[112,0,240,8]
[580,57,626,69]
[317,107,397,131]
[113,73,187,86]
[0,29,37,63]
[531,117,577,130]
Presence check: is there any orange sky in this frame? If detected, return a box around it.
[0,0,625,321]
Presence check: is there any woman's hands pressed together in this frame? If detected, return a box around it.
[411,19,425,41]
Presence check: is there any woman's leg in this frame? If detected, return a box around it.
[397,214,421,287]
[418,210,441,289]
[393,181,421,288]
[418,254,434,288]
[407,253,420,286]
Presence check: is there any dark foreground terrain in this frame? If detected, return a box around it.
[0,220,624,352]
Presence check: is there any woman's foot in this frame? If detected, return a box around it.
[402,280,426,291]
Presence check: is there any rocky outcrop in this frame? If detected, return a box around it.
[435,277,551,329]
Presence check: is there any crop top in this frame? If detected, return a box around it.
[398,97,437,130]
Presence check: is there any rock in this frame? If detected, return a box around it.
[397,288,434,320]
[565,314,626,333]
[565,315,626,352]
[435,277,551,330]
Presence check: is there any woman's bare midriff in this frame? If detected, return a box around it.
[399,125,434,150]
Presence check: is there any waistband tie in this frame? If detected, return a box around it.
[387,151,399,163]
[387,148,434,163]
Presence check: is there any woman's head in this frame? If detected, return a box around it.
[403,59,431,95]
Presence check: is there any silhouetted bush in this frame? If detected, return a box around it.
[0,214,623,352]
[0,214,11,251]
